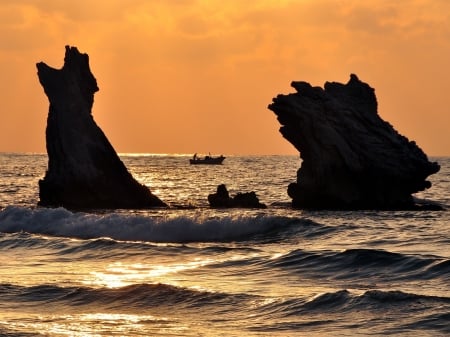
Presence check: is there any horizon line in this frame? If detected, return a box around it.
[1,151,449,158]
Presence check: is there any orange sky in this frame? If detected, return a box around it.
[0,0,449,155]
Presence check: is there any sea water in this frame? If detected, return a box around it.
[0,153,449,336]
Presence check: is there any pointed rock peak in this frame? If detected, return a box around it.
[36,46,166,209]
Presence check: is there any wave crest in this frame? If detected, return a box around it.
[268,248,450,280]
[0,206,315,243]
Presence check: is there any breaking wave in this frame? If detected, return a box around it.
[0,206,327,243]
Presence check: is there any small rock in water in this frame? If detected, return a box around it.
[208,184,266,209]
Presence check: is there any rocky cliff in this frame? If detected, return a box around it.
[268,74,440,209]
[36,46,166,209]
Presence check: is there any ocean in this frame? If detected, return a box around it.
[0,153,449,336]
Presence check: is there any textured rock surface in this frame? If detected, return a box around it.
[268,74,440,209]
[208,184,266,208]
[36,46,166,209]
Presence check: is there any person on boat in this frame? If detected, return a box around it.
[193,153,197,160]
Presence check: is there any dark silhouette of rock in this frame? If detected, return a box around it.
[36,46,166,209]
[233,191,267,209]
[208,184,232,207]
[208,184,266,208]
[268,74,440,210]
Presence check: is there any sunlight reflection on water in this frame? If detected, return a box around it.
[0,154,448,337]
[84,259,216,288]
[2,313,185,337]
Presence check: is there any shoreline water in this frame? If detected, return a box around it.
[0,153,449,336]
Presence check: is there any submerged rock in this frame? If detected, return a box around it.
[208,184,267,208]
[36,46,166,209]
[268,74,440,210]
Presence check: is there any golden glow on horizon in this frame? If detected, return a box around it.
[0,0,449,155]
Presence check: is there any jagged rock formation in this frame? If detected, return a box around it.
[208,184,267,208]
[36,46,166,209]
[268,74,440,210]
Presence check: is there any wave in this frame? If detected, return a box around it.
[0,231,197,259]
[399,312,450,335]
[0,231,70,251]
[0,206,326,243]
[259,288,450,316]
[268,248,450,281]
[4,282,449,313]
[0,282,249,313]
[2,281,449,335]
[253,289,450,334]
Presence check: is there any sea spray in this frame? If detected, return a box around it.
[0,206,310,243]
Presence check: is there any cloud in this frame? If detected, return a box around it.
[0,0,449,154]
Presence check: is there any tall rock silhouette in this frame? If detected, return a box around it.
[268,74,440,209]
[36,46,166,209]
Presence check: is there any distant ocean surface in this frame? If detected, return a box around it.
[0,153,449,337]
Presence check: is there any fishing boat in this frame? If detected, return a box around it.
[190,154,225,165]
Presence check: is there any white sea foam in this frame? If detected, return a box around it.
[0,206,288,243]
